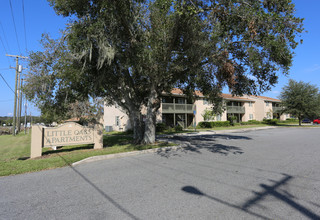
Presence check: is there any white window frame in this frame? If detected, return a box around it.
[115,116,120,126]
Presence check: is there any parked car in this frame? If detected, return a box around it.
[302,118,311,123]
[313,119,320,124]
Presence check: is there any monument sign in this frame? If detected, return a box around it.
[31,122,103,158]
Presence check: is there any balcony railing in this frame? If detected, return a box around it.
[227,106,245,114]
[272,106,282,113]
[162,103,195,113]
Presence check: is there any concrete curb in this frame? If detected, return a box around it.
[72,126,277,166]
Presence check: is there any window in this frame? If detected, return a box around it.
[162,97,173,103]
[115,116,120,126]
[216,114,221,121]
[203,99,208,105]
[249,102,253,107]
[266,101,270,106]
[249,114,253,120]
[175,98,185,104]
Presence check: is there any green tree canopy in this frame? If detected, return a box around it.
[25,0,304,144]
[279,79,319,125]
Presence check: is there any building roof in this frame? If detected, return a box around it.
[165,88,281,102]
[167,88,255,102]
[64,117,81,122]
[165,88,204,97]
[221,93,255,102]
[250,95,281,102]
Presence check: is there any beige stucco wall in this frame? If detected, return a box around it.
[104,104,131,131]
[194,98,207,123]
[242,101,255,121]
[251,98,266,121]
[264,102,273,119]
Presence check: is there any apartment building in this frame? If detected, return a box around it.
[104,89,289,131]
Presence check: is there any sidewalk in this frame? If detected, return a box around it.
[158,125,278,138]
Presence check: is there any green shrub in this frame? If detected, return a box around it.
[123,129,133,134]
[174,125,183,131]
[286,118,297,121]
[241,120,261,125]
[198,121,212,128]
[212,121,230,127]
[262,119,278,125]
[165,127,174,133]
[228,116,237,126]
[198,121,230,128]
[233,122,240,126]
[283,118,298,123]
[156,123,167,132]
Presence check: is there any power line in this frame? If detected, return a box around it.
[0,72,15,94]
[21,0,28,53]
[9,0,21,54]
[0,33,11,66]
[0,21,11,52]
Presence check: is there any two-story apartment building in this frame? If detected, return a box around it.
[245,95,287,121]
[104,89,288,131]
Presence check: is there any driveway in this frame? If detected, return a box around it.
[1,127,320,220]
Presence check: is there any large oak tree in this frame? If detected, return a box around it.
[279,80,319,125]
[25,0,303,144]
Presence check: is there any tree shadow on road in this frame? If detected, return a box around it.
[157,133,247,158]
[181,174,320,220]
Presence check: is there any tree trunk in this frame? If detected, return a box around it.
[129,110,144,144]
[298,116,302,126]
[142,88,158,145]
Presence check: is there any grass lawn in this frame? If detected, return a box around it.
[193,124,270,131]
[0,133,172,177]
[2,122,317,176]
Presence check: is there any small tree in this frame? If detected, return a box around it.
[279,80,319,125]
[202,109,215,121]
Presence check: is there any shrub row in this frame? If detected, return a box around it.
[156,123,184,132]
[156,123,167,132]
[240,120,262,125]
[262,119,278,125]
[198,121,230,128]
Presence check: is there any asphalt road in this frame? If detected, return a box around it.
[1,127,320,220]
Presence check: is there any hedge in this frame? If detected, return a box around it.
[198,121,230,128]
[262,119,278,125]
[156,123,167,132]
[240,120,261,125]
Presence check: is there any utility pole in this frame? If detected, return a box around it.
[18,78,23,132]
[24,97,27,134]
[17,74,21,132]
[6,54,28,136]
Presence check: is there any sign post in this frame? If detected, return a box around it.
[193,110,197,132]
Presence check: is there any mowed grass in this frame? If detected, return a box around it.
[193,124,270,131]
[0,132,172,177]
